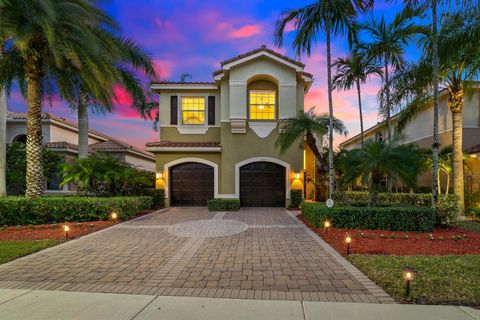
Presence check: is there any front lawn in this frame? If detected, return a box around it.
[349,255,480,306]
[0,240,62,264]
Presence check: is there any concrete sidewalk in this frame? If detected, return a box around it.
[0,289,478,320]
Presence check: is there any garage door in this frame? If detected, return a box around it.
[240,162,285,207]
[170,162,214,206]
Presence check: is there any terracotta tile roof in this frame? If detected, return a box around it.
[151,81,216,85]
[146,141,221,148]
[8,111,154,160]
[220,45,305,67]
[465,144,480,154]
[44,141,79,151]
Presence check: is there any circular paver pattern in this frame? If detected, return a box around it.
[168,219,249,238]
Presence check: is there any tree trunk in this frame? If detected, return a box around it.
[24,57,44,198]
[326,20,335,200]
[356,79,364,147]
[0,88,6,196]
[78,93,89,159]
[451,109,464,213]
[437,170,441,194]
[384,53,391,142]
[446,173,450,194]
[431,0,440,205]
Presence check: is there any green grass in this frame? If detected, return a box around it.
[0,240,62,264]
[454,220,480,234]
[349,255,480,306]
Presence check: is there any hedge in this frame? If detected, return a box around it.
[333,191,432,206]
[207,199,240,211]
[0,196,153,226]
[301,202,435,231]
[290,189,302,208]
[143,189,165,209]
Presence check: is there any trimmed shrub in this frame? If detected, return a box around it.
[301,202,435,231]
[333,191,432,207]
[290,189,303,208]
[207,199,241,211]
[143,189,165,209]
[435,194,459,226]
[0,196,153,226]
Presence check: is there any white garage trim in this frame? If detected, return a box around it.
[163,158,219,199]
[234,157,291,199]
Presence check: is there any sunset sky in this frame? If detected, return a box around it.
[7,0,427,149]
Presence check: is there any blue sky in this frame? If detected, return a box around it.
[8,0,434,148]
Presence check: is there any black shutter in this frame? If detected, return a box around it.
[208,96,215,125]
[170,96,178,125]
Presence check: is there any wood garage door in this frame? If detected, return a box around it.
[170,162,214,206]
[240,162,285,207]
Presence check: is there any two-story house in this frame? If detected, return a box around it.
[146,46,314,207]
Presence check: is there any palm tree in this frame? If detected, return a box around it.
[276,108,347,174]
[363,9,425,143]
[0,0,118,197]
[72,34,156,159]
[391,10,480,213]
[274,0,371,200]
[333,50,382,147]
[0,40,6,196]
[339,140,424,206]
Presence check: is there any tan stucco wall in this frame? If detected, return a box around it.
[160,127,220,143]
[124,154,156,172]
[304,145,316,200]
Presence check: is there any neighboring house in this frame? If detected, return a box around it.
[146,46,315,207]
[7,111,156,193]
[340,90,480,199]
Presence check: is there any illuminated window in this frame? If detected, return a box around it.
[182,97,205,125]
[249,90,275,120]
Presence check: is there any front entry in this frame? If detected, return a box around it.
[170,162,214,206]
[240,161,285,207]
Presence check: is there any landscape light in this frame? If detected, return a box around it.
[345,235,352,255]
[63,225,70,239]
[111,212,118,221]
[324,220,331,233]
[402,266,418,297]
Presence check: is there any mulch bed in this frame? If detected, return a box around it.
[298,215,480,255]
[0,210,157,241]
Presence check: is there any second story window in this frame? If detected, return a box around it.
[182,97,205,125]
[249,90,275,120]
[375,131,383,142]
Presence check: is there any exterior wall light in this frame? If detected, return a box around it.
[345,235,352,255]
[294,172,301,179]
[63,225,70,239]
[155,171,165,190]
[156,172,163,179]
[402,266,418,297]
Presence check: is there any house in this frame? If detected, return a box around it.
[146,46,316,207]
[7,111,156,192]
[340,90,480,203]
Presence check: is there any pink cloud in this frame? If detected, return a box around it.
[229,24,262,38]
[152,59,174,79]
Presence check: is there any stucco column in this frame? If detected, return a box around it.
[279,81,297,119]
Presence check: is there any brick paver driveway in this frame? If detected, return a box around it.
[0,207,393,303]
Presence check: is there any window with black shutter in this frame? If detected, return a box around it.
[170,95,178,125]
[208,96,215,125]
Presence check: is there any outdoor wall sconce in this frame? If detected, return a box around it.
[155,171,165,190]
[63,225,70,239]
[402,266,417,297]
[345,235,352,256]
[156,172,163,179]
[294,172,301,179]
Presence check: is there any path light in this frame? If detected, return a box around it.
[324,220,331,233]
[111,211,118,221]
[63,225,70,239]
[345,235,352,256]
[402,266,417,297]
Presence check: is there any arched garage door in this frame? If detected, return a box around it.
[240,162,285,207]
[170,162,214,206]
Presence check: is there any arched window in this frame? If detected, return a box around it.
[12,134,27,144]
[247,78,278,121]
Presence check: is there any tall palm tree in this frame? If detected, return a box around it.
[0,40,6,196]
[276,108,347,173]
[363,9,425,143]
[391,10,480,213]
[71,34,156,159]
[333,50,382,147]
[0,0,118,197]
[339,140,424,206]
[274,0,371,199]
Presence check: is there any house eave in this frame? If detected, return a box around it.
[145,147,222,153]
